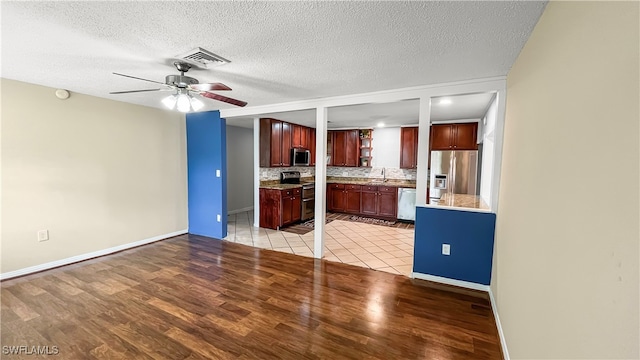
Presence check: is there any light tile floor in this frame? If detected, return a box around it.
[224,211,414,276]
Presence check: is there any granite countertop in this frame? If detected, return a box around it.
[259,176,416,189]
[259,183,303,190]
[436,193,490,210]
[326,177,416,188]
[259,179,303,190]
[259,177,314,190]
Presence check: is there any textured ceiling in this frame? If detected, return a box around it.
[1,1,546,120]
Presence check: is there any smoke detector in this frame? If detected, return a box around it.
[176,47,230,69]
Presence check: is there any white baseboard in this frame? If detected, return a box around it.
[489,288,510,360]
[228,206,254,215]
[0,229,188,281]
[412,272,490,292]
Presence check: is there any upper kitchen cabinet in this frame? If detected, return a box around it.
[260,118,292,167]
[331,130,359,167]
[309,128,316,166]
[430,122,478,151]
[400,126,418,169]
[291,124,311,149]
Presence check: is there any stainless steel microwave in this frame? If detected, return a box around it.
[291,148,310,166]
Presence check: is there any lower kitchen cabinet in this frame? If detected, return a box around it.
[377,186,397,218]
[328,184,346,212]
[330,183,398,220]
[259,187,301,230]
[361,186,378,216]
[328,184,361,213]
[360,185,397,219]
[345,185,361,214]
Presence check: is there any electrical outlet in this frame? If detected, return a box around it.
[216,214,221,222]
[216,169,221,177]
[442,243,450,256]
[38,230,49,242]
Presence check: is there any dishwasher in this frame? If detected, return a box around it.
[397,188,417,221]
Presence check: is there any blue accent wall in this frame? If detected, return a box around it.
[413,207,496,285]
[186,111,227,239]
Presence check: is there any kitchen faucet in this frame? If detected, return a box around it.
[382,167,386,182]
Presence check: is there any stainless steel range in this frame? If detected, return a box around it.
[280,171,315,221]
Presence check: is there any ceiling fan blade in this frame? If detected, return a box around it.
[190,83,232,91]
[113,72,165,85]
[110,89,163,94]
[200,92,247,107]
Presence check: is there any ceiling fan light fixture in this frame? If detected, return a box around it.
[162,94,177,109]
[190,96,204,111]
[176,93,192,112]
[111,62,246,110]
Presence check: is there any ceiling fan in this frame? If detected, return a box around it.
[110,61,247,112]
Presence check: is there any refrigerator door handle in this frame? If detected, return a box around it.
[451,154,456,195]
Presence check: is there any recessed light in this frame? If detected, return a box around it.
[439,98,452,105]
[377,122,385,128]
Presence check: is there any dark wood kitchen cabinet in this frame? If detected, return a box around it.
[345,185,362,214]
[360,186,378,216]
[309,128,316,166]
[377,186,397,218]
[430,123,478,151]
[360,185,397,219]
[400,126,419,169]
[291,124,310,149]
[260,118,292,167]
[328,183,345,212]
[259,187,301,230]
[331,130,359,167]
[282,191,301,225]
[328,184,361,213]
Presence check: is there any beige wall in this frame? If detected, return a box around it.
[1,79,188,274]
[495,1,639,359]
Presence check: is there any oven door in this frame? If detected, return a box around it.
[301,198,315,221]
[302,185,315,199]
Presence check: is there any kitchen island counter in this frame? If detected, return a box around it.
[433,193,489,211]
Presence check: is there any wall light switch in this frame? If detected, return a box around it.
[216,214,221,222]
[216,169,221,177]
[442,244,451,256]
[38,230,49,242]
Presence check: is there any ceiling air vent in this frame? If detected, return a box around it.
[176,47,230,69]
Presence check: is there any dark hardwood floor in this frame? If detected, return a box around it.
[1,234,502,359]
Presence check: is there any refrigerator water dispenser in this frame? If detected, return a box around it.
[434,174,448,189]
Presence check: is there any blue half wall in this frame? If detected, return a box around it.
[413,207,496,285]
[186,111,227,239]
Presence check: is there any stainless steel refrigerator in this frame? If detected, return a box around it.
[429,150,479,203]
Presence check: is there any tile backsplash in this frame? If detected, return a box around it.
[259,166,417,181]
[327,167,417,180]
[259,167,316,180]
